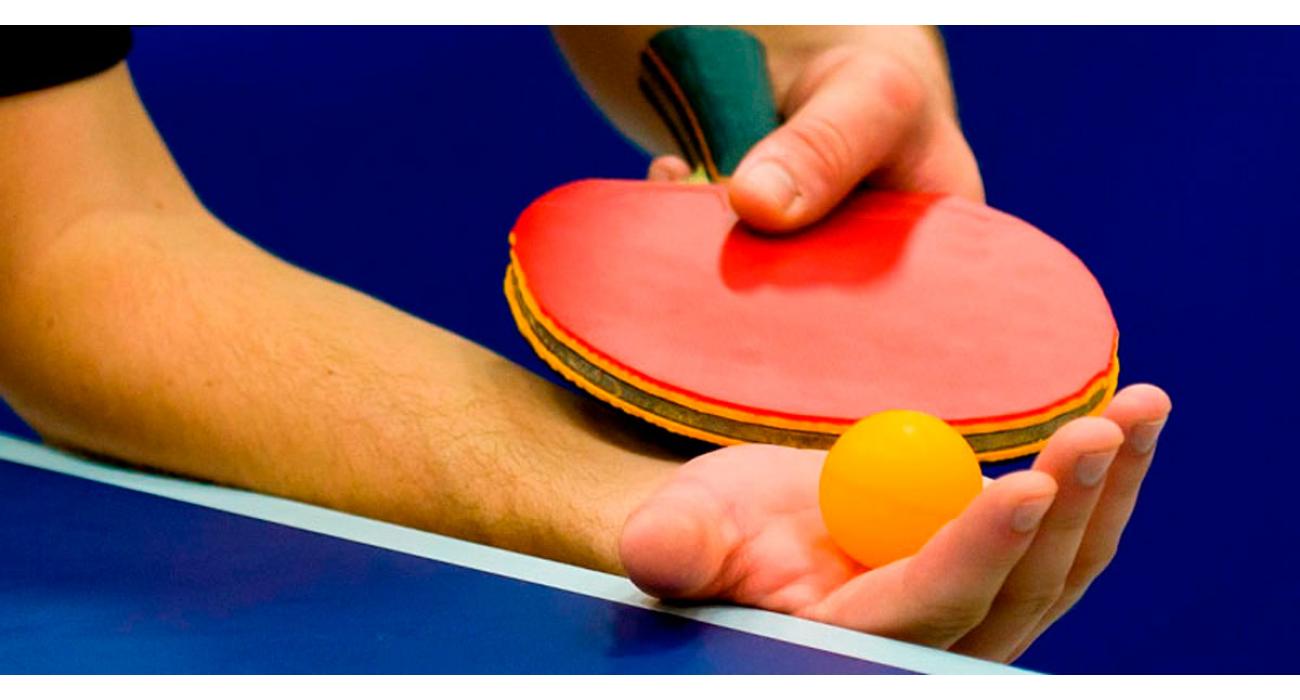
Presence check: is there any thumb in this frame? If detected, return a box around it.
[728,50,927,232]
[619,475,738,601]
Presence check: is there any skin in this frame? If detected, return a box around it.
[0,28,1173,663]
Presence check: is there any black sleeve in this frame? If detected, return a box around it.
[0,27,133,98]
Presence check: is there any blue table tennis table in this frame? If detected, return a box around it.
[0,432,1024,674]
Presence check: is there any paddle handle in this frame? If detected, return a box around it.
[638,27,781,181]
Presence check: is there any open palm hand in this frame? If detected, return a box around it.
[620,384,1171,662]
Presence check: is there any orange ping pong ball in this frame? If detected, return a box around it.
[818,410,984,569]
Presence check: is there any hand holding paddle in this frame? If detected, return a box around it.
[646,26,984,230]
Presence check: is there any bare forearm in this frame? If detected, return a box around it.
[0,66,674,573]
[3,214,670,568]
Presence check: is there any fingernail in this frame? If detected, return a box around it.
[1129,420,1166,454]
[1075,452,1112,488]
[740,160,799,212]
[1012,498,1053,533]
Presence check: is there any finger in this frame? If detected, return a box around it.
[619,471,740,601]
[806,470,1057,648]
[870,120,985,202]
[1009,384,1172,659]
[727,48,927,232]
[1050,387,1171,613]
[951,417,1123,660]
[647,155,692,182]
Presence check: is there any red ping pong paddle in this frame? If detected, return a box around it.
[505,27,1118,461]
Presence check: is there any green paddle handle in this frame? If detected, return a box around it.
[639,27,781,181]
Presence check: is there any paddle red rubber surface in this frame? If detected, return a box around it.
[511,179,1116,428]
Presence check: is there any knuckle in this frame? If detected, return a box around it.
[1075,543,1119,580]
[1003,584,1067,617]
[812,46,929,118]
[1043,508,1095,533]
[775,49,933,197]
[859,52,929,118]
[898,567,990,639]
[782,114,857,190]
[914,597,991,640]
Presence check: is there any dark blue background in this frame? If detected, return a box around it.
[1,26,1297,673]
